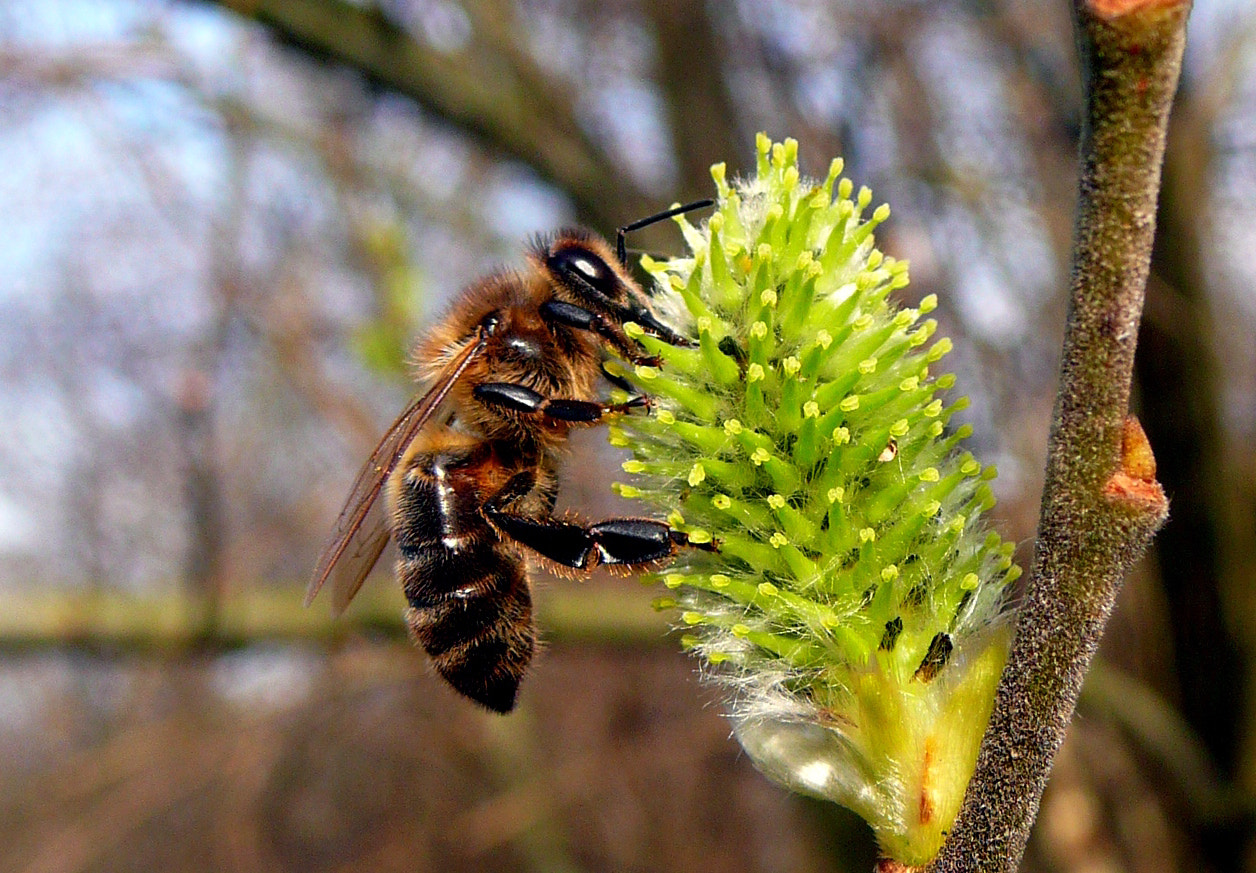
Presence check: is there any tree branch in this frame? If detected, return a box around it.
[929,1,1186,870]
[202,0,654,227]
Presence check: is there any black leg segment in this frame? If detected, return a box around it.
[538,299,599,332]
[474,381,649,424]
[484,478,699,570]
[486,513,601,568]
[588,519,689,564]
[539,299,662,366]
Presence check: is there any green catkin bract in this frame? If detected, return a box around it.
[613,135,1020,866]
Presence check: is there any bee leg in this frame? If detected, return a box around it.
[627,307,697,349]
[474,382,649,425]
[484,471,708,570]
[601,361,636,394]
[539,300,663,365]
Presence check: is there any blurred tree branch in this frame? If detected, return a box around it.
[1080,662,1245,829]
[0,584,669,653]
[200,0,657,228]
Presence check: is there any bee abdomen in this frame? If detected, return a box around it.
[400,543,534,714]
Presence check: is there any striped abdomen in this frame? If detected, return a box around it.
[389,445,534,713]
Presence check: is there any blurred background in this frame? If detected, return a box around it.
[1,1,1254,871]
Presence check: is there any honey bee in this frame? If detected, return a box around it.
[306,201,714,713]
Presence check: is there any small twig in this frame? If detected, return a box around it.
[929,1,1186,870]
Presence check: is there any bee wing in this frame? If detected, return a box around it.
[325,486,390,616]
[305,326,492,613]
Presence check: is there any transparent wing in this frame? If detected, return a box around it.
[307,395,425,615]
[305,326,492,613]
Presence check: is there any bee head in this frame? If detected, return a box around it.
[538,230,688,344]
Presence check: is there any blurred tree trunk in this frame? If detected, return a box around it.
[644,0,743,202]
[178,120,252,631]
[177,371,225,628]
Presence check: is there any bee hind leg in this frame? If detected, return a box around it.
[484,471,706,571]
[474,382,649,424]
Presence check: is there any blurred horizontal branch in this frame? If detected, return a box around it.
[0,582,671,654]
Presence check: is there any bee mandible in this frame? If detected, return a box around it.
[306,200,715,713]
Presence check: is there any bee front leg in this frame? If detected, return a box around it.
[483,471,712,571]
[538,300,664,366]
[474,382,649,425]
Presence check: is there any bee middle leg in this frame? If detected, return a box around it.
[483,470,712,571]
[474,382,649,425]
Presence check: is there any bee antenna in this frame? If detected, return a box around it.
[616,198,715,266]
